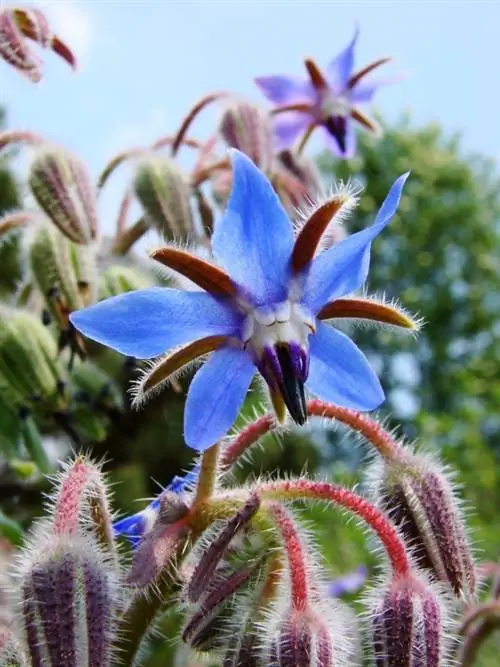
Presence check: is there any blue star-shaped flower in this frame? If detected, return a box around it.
[255,29,398,157]
[70,149,410,452]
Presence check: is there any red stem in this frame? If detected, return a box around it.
[268,502,309,611]
[220,414,275,470]
[258,479,410,577]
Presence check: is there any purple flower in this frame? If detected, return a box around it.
[255,29,397,157]
[327,565,367,597]
[70,150,411,452]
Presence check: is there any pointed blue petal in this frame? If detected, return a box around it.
[212,150,295,306]
[350,82,380,103]
[254,75,314,105]
[303,173,409,313]
[326,27,359,91]
[184,346,255,451]
[307,322,384,410]
[69,287,242,359]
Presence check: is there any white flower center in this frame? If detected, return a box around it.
[318,91,351,118]
[242,300,315,354]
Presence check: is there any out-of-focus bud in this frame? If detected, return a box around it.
[99,264,152,300]
[133,155,194,241]
[0,308,67,412]
[370,451,476,601]
[126,490,190,587]
[29,146,97,244]
[274,150,325,219]
[0,619,27,667]
[0,7,76,82]
[370,573,447,667]
[19,533,117,667]
[29,223,95,360]
[219,100,274,173]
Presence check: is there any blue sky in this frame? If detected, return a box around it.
[2,0,499,235]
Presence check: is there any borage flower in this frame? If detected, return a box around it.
[70,150,414,451]
[113,465,199,545]
[255,29,398,157]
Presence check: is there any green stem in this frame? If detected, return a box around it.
[193,443,219,507]
[20,413,51,474]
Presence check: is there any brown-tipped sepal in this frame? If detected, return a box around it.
[134,155,194,240]
[318,296,421,331]
[219,100,274,173]
[370,573,447,667]
[29,146,97,244]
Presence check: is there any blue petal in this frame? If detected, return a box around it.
[69,287,242,359]
[307,322,384,410]
[326,27,359,91]
[303,173,409,313]
[254,75,314,105]
[184,346,256,451]
[350,82,380,104]
[212,150,295,305]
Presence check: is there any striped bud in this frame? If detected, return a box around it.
[370,452,476,601]
[134,155,194,240]
[370,573,447,667]
[0,308,67,411]
[29,147,97,244]
[99,264,152,300]
[19,534,117,667]
[219,101,274,173]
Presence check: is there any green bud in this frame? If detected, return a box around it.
[99,264,152,300]
[29,146,97,245]
[0,308,67,412]
[134,155,194,240]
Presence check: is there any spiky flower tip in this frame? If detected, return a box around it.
[29,145,98,245]
[133,154,194,241]
[369,572,449,667]
[368,448,476,602]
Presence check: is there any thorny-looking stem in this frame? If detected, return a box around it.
[220,414,275,471]
[307,400,406,462]
[267,502,309,611]
[258,479,411,577]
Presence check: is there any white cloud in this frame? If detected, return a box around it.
[35,1,93,68]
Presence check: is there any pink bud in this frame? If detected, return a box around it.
[0,9,42,82]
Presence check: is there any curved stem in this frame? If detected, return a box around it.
[460,618,500,667]
[459,601,500,636]
[112,217,149,255]
[258,479,411,577]
[220,415,275,471]
[171,92,227,157]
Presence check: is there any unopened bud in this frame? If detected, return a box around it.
[370,573,447,667]
[29,146,97,244]
[0,308,67,411]
[99,264,152,300]
[29,223,88,319]
[371,452,476,600]
[19,534,117,667]
[134,155,194,240]
[0,9,42,82]
[0,618,27,667]
[274,150,324,217]
[219,101,274,173]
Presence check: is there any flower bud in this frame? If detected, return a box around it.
[274,150,324,217]
[370,573,447,667]
[133,155,194,240]
[29,146,97,244]
[0,308,67,411]
[99,264,152,300]
[19,533,117,667]
[370,452,476,601]
[0,9,42,82]
[219,100,274,173]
